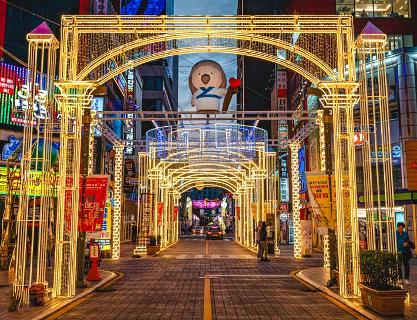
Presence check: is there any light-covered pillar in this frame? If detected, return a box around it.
[356,27,396,252]
[289,141,301,259]
[112,143,124,259]
[54,82,95,297]
[319,82,360,298]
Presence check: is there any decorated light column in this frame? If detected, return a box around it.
[319,82,360,298]
[289,141,301,259]
[112,143,124,259]
[356,23,396,252]
[13,22,59,304]
[54,82,95,297]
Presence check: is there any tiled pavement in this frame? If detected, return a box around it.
[299,263,417,319]
[55,240,357,320]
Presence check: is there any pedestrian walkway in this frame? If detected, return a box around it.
[297,262,417,319]
[54,239,356,319]
[0,270,116,320]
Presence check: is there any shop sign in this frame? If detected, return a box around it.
[0,77,14,94]
[406,141,417,189]
[298,146,307,193]
[280,213,288,221]
[127,69,134,97]
[124,159,136,189]
[353,132,366,146]
[15,84,49,119]
[279,203,289,211]
[279,152,289,202]
[91,97,104,137]
[371,144,401,165]
[0,167,57,197]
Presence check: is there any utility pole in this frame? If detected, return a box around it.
[324,108,338,287]
[76,108,92,287]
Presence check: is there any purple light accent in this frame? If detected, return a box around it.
[192,200,220,209]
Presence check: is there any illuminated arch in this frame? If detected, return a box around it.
[76,33,338,84]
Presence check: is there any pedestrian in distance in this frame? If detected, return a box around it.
[259,221,269,261]
[396,222,415,285]
[131,220,137,245]
[255,221,262,260]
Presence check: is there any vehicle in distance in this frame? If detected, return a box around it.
[206,225,223,240]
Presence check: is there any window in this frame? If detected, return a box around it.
[143,76,163,91]
[386,34,413,51]
[336,0,410,18]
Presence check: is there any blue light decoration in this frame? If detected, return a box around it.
[143,0,166,15]
[1,135,22,160]
[298,145,307,194]
[146,124,268,161]
[121,0,165,15]
[121,0,142,14]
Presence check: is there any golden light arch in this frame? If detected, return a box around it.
[12,14,396,303]
[76,33,338,85]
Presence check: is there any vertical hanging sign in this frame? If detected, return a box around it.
[157,202,164,227]
[79,176,109,232]
[140,193,154,237]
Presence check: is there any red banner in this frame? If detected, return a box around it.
[173,206,178,221]
[157,202,164,227]
[63,175,109,232]
[79,176,109,232]
[236,207,240,220]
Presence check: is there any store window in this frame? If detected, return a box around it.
[336,0,410,18]
[386,34,414,51]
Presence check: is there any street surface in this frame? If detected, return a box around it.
[56,239,356,319]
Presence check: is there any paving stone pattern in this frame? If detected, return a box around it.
[57,240,355,320]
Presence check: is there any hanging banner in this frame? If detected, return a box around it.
[173,206,178,221]
[79,175,109,232]
[87,195,112,251]
[64,175,109,232]
[250,203,258,221]
[157,202,164,227]
[236,206,240,220]
[300,220,312,256]
[306,173,333,233]
[140,193,154,237]
[306,173,350,232]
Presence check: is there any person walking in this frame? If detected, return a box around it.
[131,219,137,245]
[396,222,414,285]
[255,221,262,260]
[259,221,269,261]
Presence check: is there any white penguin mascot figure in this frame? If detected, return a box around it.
[189,60,227,112]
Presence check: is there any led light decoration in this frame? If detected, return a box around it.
[356,23,396,253]
[192,200,220,209]
[290,142,302,259]
[13,23,59,305]
[112,144,124,259]
[13,14,393,301]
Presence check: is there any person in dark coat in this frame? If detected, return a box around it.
[259,221,269,261]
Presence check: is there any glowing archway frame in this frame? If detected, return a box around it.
[40,14,388,300]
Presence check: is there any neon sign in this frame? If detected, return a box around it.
[192,200,220,209]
